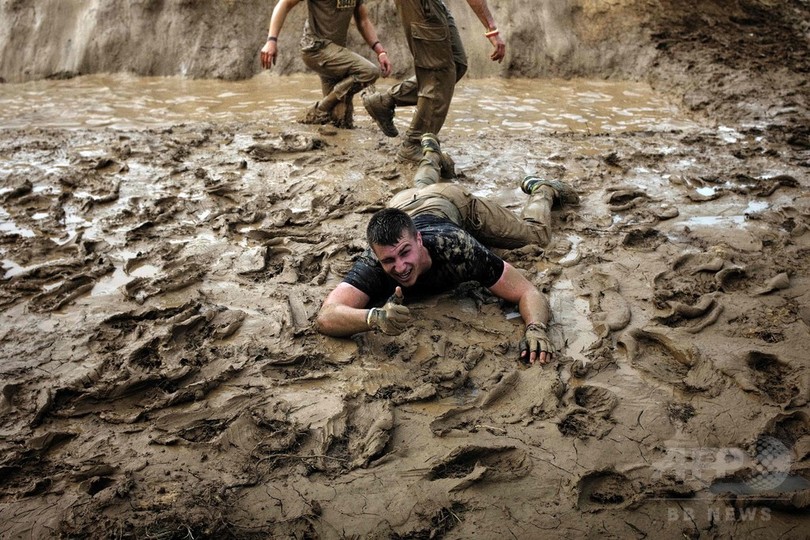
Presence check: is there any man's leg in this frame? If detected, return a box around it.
[397,65,456,162]
[301,43,380,126]
[458,177,579,249]
[424,172,579,249]
[364,0,467,143]
[430,184,554,249]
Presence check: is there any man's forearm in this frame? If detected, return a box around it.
[268,0,298,38]
[315,304,372,337]
[465,0,498,31]
[519,288,550,328]
[355,7,381,49]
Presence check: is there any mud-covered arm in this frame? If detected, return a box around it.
[260,0,302,69]
[487,262,554,364]
[354,3,392,76]
[464,0,506,62]
[316,282,373,337]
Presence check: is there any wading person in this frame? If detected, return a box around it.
[362,0,505,161]
[315,134,579,365]
[260,0,393,128]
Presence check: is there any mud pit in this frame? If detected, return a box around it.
[2,3,810,539]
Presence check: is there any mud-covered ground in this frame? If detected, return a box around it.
[1,2,810,539]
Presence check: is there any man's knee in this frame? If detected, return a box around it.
[356,64,380,86]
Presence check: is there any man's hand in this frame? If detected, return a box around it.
[367,287,410,335]
[260,40,278,70]
[487,34,506,63]
[378,52,393,78]
[520,322,554,365]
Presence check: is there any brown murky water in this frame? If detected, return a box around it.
[0,73,691,132]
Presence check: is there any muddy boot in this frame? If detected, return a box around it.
[397,139,422,163]
[298,102,331,125]
[521,176,580,206]
[420,133,455,179]
[331,99,354,129]
[362,90,398,137]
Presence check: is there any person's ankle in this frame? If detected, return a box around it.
[536,185,556,199]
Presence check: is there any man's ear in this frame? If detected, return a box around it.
[416,231,423,245]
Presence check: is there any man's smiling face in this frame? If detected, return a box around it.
[371,230,427,287]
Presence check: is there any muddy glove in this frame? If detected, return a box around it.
[520,322,554,365]
[366,288,411,336]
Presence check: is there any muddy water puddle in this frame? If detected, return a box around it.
[0,72,694,133]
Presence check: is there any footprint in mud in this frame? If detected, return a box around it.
[605,186,649,212]
[124,259,206,304]
[557,385,618,440]
[571,339,618,379]
[653,250,747,309]
[428,371,518,436]
[576,269,631,337]
[714,265,747,292]
[24,258,114,313]
[622,227,667,251]
[671,175,727,203]
[426,445,532,491]
[744,351,801,405]
[312,399,394,472]
[429,406,481,437]
[573,385,619,417]
[28,274,99,312]
[576,470,637,512]
[245,133,326,161]
[623,328,723,395]
[604,186,679,222]
[653,293,724,334]
[753,272,790,296]
[627,329,690,386]
[764,411,809,448]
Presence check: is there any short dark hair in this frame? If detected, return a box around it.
[366,208,417,247]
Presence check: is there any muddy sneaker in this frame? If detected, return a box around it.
[439,151,456,179]
[396,140,422,162]
[362,90,398,137]
[298,102,331,125]
[521,176,580,205]
[420,132,441,154]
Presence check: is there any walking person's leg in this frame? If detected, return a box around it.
[301,42,380,126]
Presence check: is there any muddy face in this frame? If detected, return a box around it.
[371,231,429,287]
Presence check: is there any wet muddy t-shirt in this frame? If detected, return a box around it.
[343,214,505,305]
[303,0,361,47]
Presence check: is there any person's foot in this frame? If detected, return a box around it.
[420,133,455,179]
[420,132,441,154]
[298,102,331,125]
[396,139,422,162]
[520,176,580,205]
[330,99,354,129]
[362,90,398,137]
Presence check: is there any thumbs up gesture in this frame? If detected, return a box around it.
[366,287,411,336]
